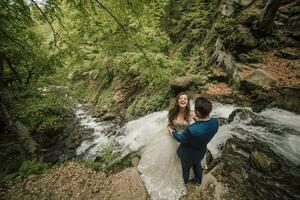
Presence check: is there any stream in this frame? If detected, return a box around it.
[75,103,300,167]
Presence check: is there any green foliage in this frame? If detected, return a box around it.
[0,172,18,183]
[215,17,238,38]
[126,90,169,117]
[258,37,279,51]
[0,1,62,86]
[19,159,49,176]
[15,86,75,134]
[164,1,216,57]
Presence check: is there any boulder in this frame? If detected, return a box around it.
[224,28,257,51]
[250,150,280,172]
[170,76,191,93]
[240,69,276,90]
[220,2,234,16]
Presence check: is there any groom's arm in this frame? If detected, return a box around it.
[172,128,192,143]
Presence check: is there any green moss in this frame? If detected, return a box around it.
[78,145,138,173]
[0,172,18,183]
[19,159,49,176]
[238,49,262,63]
[95,87,115,111]
[126,89,169,117]
[258,37,279,51]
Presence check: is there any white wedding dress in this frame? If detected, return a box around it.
[138,121,190,200]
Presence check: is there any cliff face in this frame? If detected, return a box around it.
[205,0,300,112]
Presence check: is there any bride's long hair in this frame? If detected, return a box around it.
[168,92,190,127]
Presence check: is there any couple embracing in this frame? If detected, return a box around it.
[138,93,219,200]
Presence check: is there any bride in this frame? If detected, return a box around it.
[138,93,195,200]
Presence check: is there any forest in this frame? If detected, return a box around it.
[0,0,299,199]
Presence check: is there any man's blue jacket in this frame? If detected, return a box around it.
[172,118,219,163]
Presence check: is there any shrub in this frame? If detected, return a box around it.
[19,159,49,176]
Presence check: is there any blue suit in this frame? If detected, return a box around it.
[172,118,219,184]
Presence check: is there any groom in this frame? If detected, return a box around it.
[170,97,219,185]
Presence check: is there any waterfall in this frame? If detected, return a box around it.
[75,103,300,166]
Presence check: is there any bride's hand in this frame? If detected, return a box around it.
[167,126,173,135]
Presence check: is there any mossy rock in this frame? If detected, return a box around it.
[224,29,257,52]
[238,49,262,63]
[239,8,260,27]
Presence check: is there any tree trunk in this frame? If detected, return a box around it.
[257,0,280,34]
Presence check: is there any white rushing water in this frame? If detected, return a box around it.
[76,103,300,165]
[75,104,113,159]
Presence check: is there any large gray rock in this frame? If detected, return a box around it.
[170,76,191,93]
[109,167,148,200]
[240,68,276,89]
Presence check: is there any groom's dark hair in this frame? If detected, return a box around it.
[194,97,212,117]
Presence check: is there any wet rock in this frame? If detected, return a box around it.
[240,68,276,90]
[250,150,280,172]
[228,108,254,123]
[170,76,191,94]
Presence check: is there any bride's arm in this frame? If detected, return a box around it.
[167,120,174,134]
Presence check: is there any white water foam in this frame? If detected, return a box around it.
[76,103,300,165]
[75,104,112,159]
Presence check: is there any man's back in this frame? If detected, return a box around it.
[187,118,219,151]
[176,118,219,163]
